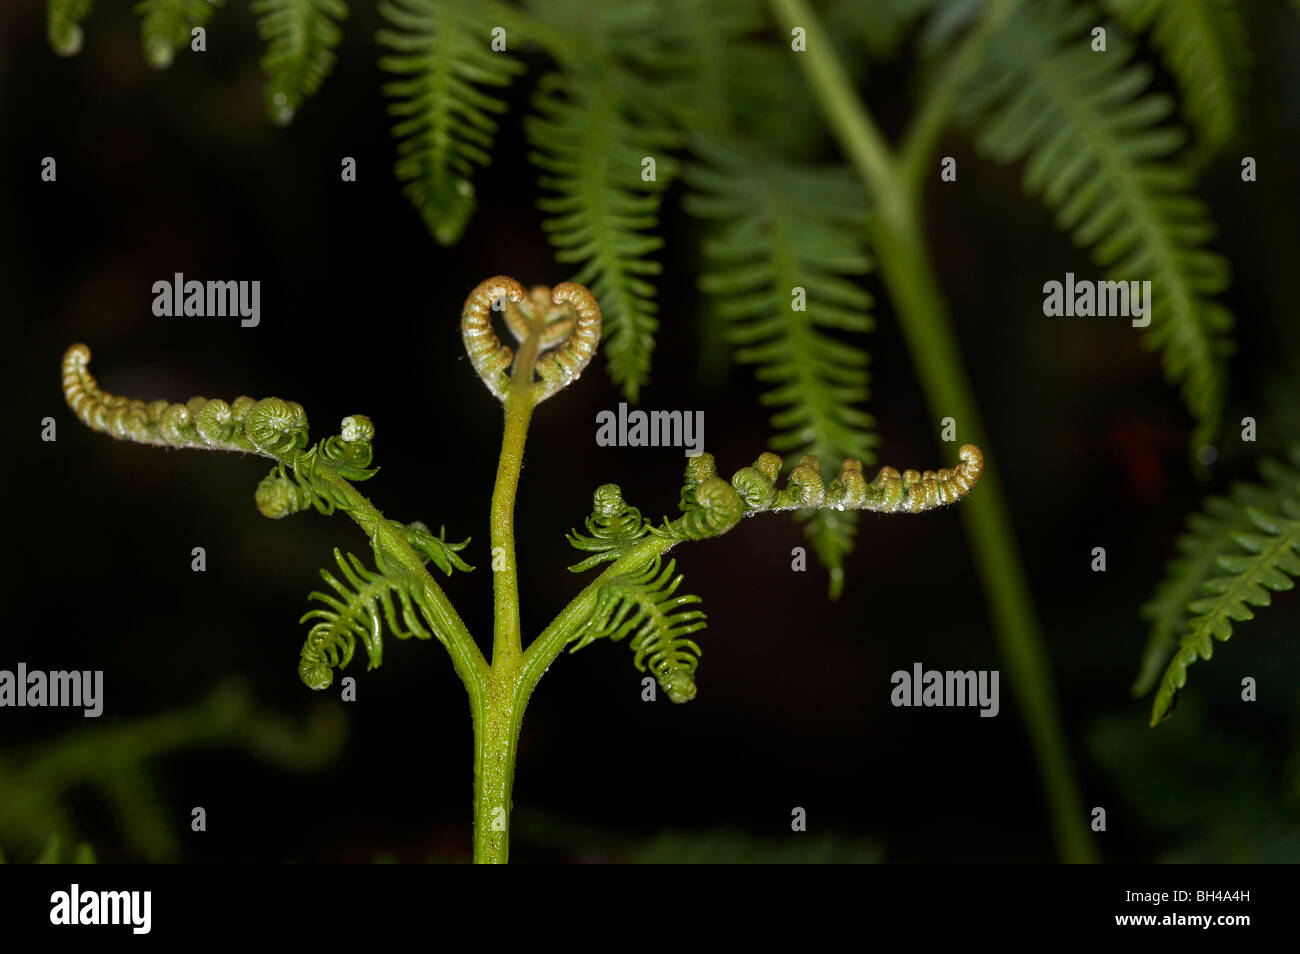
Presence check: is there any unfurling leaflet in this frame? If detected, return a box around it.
[298,548,446,690]
[460,276,601,403]
[63,344,307,458]
[570,557,706,704]
[566,484,650,572]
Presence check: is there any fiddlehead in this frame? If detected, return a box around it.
[566,484,650,572]
[569,557,706,704]
[460,276,602,404]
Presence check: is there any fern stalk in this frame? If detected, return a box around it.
[769,0,1096,864]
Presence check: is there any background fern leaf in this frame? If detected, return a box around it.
[1149,460,1300,725]
[960,0,1234,451]
[1101,0,1249,158]
[570,556,705,703]
[134,0,222,70]
[47,0,96,56]
[684,134,877,598]
[252,0,348,126]
[378,0,526,246]
[526,68,677,402]
[1135,453,1297,696]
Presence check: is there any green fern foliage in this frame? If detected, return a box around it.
[526,69,677,402]
[959,0,1234,451]
[684,134,877,598]
[1135,455,1294,696]
[378,0,526,245]
[1145,449,1300,725]
[567,484,650,572]
[570,556,705,703]
[252,0,348,126]
[298,547,454,690]
[1101,0,1249,157]
[47,0,96,56]
[134,0,222,69]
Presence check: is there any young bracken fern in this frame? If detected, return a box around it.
[1138,448,1300,726]
[63,275,983,862]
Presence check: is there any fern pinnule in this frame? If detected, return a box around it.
[378,0,526,246]
[1147,448,1300,725]
[567,484,650,572]
[252,0,349,126]
[47,0,97,56]
[571,556,705,704]
[134,0,222,69]
[959,0,1234,452]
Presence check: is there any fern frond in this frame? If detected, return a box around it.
[251,0,348,126]
[567,484,650,572]
[684,134,877,597]
[298,548,448,689]
[570,556,705,703]
[1148,454,1300,725]
[960,0,1234,451]
[47,0,96,56]
[1134,454,1296,695]
[134,0,222,69]
[1100,0,1249,157]
[526,69,677,402]
[377,0,526,246]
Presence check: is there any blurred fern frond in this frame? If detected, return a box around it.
[252,0,349,126]
[378,0,527,245]
[134,0,223,69]
[684,134,877,598]
[958,0,1235,452]
[1142,448,1300,725]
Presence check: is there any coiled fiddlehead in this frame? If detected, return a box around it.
[570,557,705,704]
[460,276,602,403]
[566,484,650,572]
[63,344,309,459]
[298,548,445,690]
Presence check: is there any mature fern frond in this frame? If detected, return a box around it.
[567,484,650,572]
[526,69,677,402]
[377,0,526,246]
[47,0,96,55]
[1134,454,1296,696]
[1147,452,1300,725]
[570,557,705,703]
[251,0,348,126]
[959,0,1234,451]
[134,0,222,69]
[299,547,456,689]
[1101,0,1249,157]
[684,134,877,597]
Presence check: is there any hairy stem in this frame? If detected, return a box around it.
[769,0,1095,863]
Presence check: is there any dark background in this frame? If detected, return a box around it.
[3,0,1300,862]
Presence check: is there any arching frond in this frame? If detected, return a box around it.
[1146,449,1300,725]
[684,134,877,597]
[134,0,223,69]
[251,0,349,126]
[959,0,1234,451]
[570,557,705,704]
[378,0,526,245]
[1101,0,1249,157]
[526,69,677,403]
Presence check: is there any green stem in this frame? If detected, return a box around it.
[769,0,1096,863]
